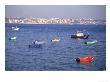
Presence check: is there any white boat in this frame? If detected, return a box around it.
[12,27,19,31]
[71,31,89,39]
[9,37,17,40]
[34,41,44,45]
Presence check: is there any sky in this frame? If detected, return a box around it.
[5,5,106,19]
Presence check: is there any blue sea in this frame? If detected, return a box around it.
[5,24,106,71]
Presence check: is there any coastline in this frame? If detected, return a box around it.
[5,23,106,26]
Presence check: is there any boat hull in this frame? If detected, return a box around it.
[85,40,97,45]
[71,35,89,39]
[51,39,60,42]
[75,56,95,62]
[28,44,42,48]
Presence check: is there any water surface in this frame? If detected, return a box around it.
[5,24,106,71]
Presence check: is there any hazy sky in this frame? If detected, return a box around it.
[5,5,106,19]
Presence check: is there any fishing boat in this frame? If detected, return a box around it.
[9,37,16,40]
[51,38,60,42]
[12,26,19,31]
[84,40,97,45]
[71,31,89,39]
[29,41,44,48]
[75,56,96,62]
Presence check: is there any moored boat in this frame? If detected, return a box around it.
[9,37,17,40]
[71,31,89,39]
[29,40,44,48]
[12,26,19,31]
[51,38,60,42]
[75,56,96,62]
[84,40,97,45]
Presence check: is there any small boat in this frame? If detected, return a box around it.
[51,38,60,42]
[71,31,89,39]
[12,27,19,31]
[34,41,44,45]
[84,40,97,45]
[29,41,44,48]
[75,56,96,62]
[9,37,17,40]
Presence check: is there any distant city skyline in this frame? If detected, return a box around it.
[5,5,106,20]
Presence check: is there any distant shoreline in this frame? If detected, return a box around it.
[5,23,106,26]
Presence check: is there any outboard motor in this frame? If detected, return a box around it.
[75,57,80,62]
[84,42,87,44]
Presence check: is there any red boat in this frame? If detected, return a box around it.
[75,56,96,62]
